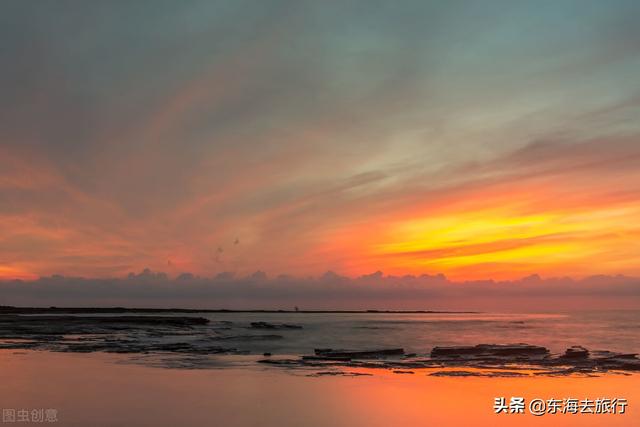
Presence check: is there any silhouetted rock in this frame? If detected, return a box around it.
[0,314,238,355]
[307,371,372,377]
[0,314,208,327]
[595,354,640,371]
[430,370,528,377]
[302,355,353,362]
[430,344,549,359]
[314,348,404,359]
[561,346,589,359]
[213,334,283,341]
[257,359,300,365]
[249,322,302,330]
[260,342,640,377]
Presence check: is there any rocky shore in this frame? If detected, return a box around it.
[259,343,640,376]
[0,311,638,376]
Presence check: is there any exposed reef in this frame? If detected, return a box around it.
[259,344,640,377]
[313,348,404,359]
[430,344,549,359]
[0,314,233,354]
[0,311,638,376]
[249,322,303,330]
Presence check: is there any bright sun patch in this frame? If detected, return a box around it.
[368,203,640,279]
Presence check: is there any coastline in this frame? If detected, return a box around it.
[0,306,480,314]
[1,309,638,376]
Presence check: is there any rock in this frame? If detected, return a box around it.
[213,334,283,341]
[430,344,549,359]
[314,348,404,359]
[249,322,303,330]
[259,343,640,377]
[263,352,272,356]
[0,315,234,355]
[596,352,638,360]
[0,314,209,327]
[429,370,479,377]
[486,371,528,377]
[257,359,300,365]
[562,346,589,359]
[429,370,527,377]
[596,355,640,371]
[302,355,353,362]
[307,371,372,377]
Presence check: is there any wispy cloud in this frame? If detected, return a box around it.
[1,1,639,281]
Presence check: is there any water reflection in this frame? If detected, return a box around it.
[1,350,637,427]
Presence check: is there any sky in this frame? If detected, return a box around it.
[1,0,640,287]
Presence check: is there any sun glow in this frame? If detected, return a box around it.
[363,201,640,280]
[0,265,38,281]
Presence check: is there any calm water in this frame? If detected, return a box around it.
[1,350,638,427]
[193,309,639,356]
[2,310,639,426]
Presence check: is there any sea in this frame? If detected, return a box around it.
[177,309,640,357]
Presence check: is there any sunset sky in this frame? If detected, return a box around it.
[2,0,640,282]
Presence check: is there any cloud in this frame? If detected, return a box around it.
[1,1,640,280]
[0,270,638,311]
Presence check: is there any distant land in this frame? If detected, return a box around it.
[0,306,479,315]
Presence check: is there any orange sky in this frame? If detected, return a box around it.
[1,2,640,282]
[4,137,640,281]
[320,146,640,280]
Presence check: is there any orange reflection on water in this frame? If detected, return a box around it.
[1,351,637,427]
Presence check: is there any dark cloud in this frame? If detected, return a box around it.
[1,271,638,311]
